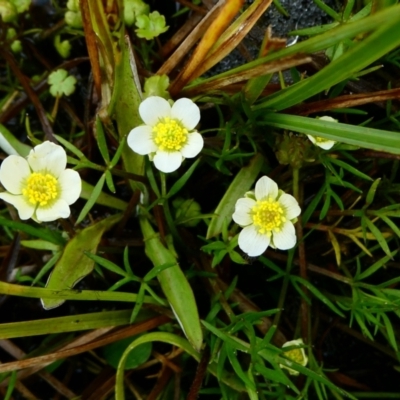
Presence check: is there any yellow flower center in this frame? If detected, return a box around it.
[153,117,188,151]
[284,348,305,364]
[251,198,286,235]
[315,136,329,143]
[22,172,58,206]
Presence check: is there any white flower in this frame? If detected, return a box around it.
[280,338,308,375]
[232,176,301,257]
[0,141,81,222]
[127,96,203,173]
[306,116,338,150]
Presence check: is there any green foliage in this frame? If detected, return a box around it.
[124,0,149,27]
[9,0,29,13]
[0,1,17,22]
[48,69,77,97]
[143,74,170,99]
[135,11,169,40]
[65,0,82,28]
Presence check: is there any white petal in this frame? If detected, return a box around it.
[306,135,317,144]
[0,193,35,220]
[171,98,200,130]
[139,96,171,125]
[58,169,82,205]
[279,193,301,220]
[0,155,30,194]
[316,140,336,150]
[180,132,203,158]
[238,225,270,257]
[28,141,66,177]
[255,176,278,201]
[36,199,70,222]
[153,151,182,173]
[319,116,338,123]
[232,198,255,226]
[272,221,296,250]
[127,126,157,155]
[282,339,304,348]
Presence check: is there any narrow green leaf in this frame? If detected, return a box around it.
[76,174,106,225]
[105,169,116,193]
[0,217,65,245]
[226,344,256,390]
[328,157,372,181]
[81,180,128,211]
[292,276,345,317]
[110,135,127,168]
[261,114,400,154]
[356,251,397,281]
[320,191,331,220]
[20,240,61,251]
[143,262,175,282]
[130,284,146,323]
[364,218,392,257]
[201,320,249,352]
[313,0,340,20]
[4,371,16,400]
[381,215,400,239]
[54,134,85,159]
[85,252,129,278]
[31,251,62,286]
[343,0,356,20]
[167,158,200,198]
[365,178,381,207]
[95,116,110,163]
[381,312,398,352]
[302,183,326,224]
[253,363,297,392]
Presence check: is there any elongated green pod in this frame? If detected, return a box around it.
[139,217,203,351]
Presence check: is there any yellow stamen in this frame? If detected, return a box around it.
[153,117,188,151]
[22,172,58,206]
[315,136,329,143]
[284,348,305,364]
[251,198,286,235]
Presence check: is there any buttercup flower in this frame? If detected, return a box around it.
[232,176,301,257]
[0,141,81,222]
[306,116,338,150]
[280,338,308,375]
[127,96,203,173]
